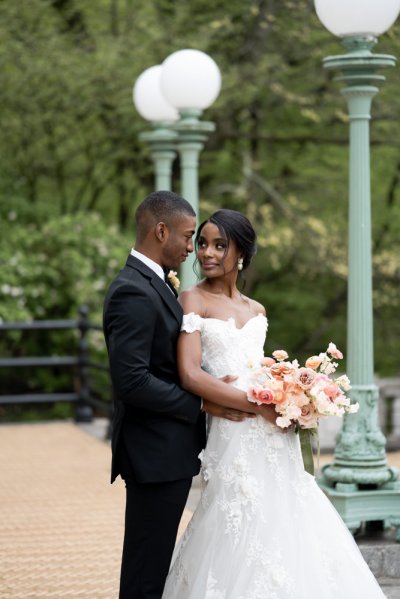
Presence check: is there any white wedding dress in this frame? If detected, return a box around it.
[162,313,386,599]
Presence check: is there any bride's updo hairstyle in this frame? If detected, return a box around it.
[195,209,257,271]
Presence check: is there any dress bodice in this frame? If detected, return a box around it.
[181,313,267,390]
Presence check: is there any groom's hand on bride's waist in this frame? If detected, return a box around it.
[202,374,257,422]
[202,399,257,421]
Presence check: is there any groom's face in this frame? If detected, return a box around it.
[162,214,196,269]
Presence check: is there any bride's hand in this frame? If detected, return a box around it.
[257,404,278,425]
[202,399,256,422]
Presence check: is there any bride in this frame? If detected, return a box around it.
[162,209,386,599]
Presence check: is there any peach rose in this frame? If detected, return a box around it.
[288,390,310,408]
[272,349,289,362]
[295,367,317,390]
[297,404,318,429]
[269,362,294,380]
[305,355,322,370]
[324,383,339,401]
[327,342,343,360]
[267,379,286,403]
[260,356,276,367]
[248,386,275,405]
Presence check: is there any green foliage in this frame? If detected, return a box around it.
[0,212,130,414]
[0,0,399,419]
[0,212,130,322]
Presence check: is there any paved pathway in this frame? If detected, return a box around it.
[0,422,190,599]
[0,421,399,598]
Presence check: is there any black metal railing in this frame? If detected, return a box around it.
[0,306,112,424]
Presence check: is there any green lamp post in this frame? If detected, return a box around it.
[133,51,221,290]
[160,49,221,289]
[314,0,400,539]
[133,65,179,191]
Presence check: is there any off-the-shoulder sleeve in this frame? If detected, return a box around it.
[181,312,203,333]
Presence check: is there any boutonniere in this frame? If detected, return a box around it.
[167,270,180,291]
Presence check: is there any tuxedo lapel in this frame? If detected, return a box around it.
[150,275,182,322]
[126,255,183,324]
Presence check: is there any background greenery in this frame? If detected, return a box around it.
[0,0,399,417]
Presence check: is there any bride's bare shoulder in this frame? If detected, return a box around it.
[242,294,266,316]
[178,286,207,316]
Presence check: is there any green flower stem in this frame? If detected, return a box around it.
[299,428,315,476]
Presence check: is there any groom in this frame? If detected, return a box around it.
[103,191,204,598]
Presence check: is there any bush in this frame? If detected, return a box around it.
[0,212,131,419]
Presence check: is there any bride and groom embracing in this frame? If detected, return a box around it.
[103,190,385,599]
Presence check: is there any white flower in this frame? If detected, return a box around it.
[346,402,360,414]
[167,270,180,290]
[336,374,351,391]
[202,467,213,481]
[1,285,23,297]
[327,342,343,360]
[314,392,334,414]
[233,455,247,474]
[276,416,292,428]
[93,279,105,291]
[336,395,350,407]
[322,361,337,375]
[239,478,258,500]
[286,404,301,420]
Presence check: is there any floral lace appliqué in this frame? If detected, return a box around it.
[181,312,203,333]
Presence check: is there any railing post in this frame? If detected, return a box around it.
[75,305,93,423]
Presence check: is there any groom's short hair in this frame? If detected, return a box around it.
[135,190,195,241]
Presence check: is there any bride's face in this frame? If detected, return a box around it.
[196,222,241,278]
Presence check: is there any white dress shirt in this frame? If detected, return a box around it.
[130,249,165,280]
[130,249,175,295]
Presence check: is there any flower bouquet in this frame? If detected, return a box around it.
[247,343,359,475]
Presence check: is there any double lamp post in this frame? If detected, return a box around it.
[133,49,221,289]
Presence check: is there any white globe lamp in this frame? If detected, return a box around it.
[133,65,179,123]
[160,49,221,112]
[314,0,400,38]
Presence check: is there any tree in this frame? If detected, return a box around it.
[0,0,399,376]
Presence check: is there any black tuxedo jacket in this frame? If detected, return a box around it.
[103,254,206,484]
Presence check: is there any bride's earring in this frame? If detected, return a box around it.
[238,257,243,271]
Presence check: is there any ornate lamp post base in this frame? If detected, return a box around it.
[318,480,400,541]
[317,37,400,540]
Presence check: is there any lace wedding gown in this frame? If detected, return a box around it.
[162,313,386,599]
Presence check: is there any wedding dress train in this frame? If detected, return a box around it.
[162,313,386,599]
